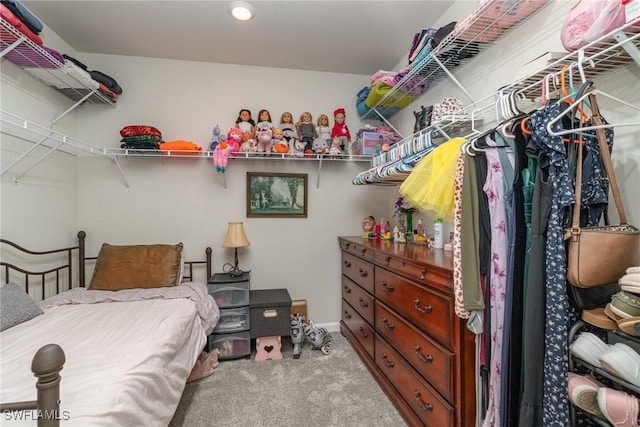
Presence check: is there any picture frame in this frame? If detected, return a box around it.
[246,172,308,218]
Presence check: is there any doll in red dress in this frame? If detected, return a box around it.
[330,108,351,152]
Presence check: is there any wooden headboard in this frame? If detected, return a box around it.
[1,231,213,300]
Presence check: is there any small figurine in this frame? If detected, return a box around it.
[235,109,255,139]
[208,124,221,151]
[280,111,298,153]
[331,108,351,152]
[329,137,342,157]
[296,111,317,154]
[362,215,376,239]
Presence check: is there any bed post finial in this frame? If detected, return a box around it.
[205,247,212,279]
[31,343,65,427]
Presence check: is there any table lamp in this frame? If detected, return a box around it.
[222,221,250,277]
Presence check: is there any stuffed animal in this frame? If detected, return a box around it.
[281,123,297,153]
[255,121,273,154]
[227,128,243,153]
[329,137,342,157]
[241,132,257,153]
[208,125,221,151]
[272,127,288,153]
[293,139,306,157]
[312,137,329,155]
[213,140,233,172]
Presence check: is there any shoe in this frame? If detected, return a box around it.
[568,372,605,418]
[599,343,640,387]
[610,292,640,319]
[583,307,619,330]
[618,317,640,337]
[597,387,639,427]
[607,303,625,322]
[570,332,610,367]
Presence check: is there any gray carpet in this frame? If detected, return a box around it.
[169,332,408,427]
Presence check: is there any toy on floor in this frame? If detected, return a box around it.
[304,320,332,355]
[290,313,306,359]
[255,336,282,361]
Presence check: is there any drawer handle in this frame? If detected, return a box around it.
[358,298,368,308]
[359,268,368,278]
[382,353,394,368]
[343,260,352,268]
[381,281,394,293]
[345,243,350,250]
[420,269,426,280]
[414,299,432,314]
[382,317,395,330]
[384,256,391,266]
[358,327,368,338]
[415,345,433,363]
[414,390,433,412]
[361,248,366,256]
[343,310,352,319]
[343,285,351,294]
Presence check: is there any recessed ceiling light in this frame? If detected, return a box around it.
[229,1,254,21]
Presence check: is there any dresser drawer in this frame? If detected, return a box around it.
[340,239,374,260]
[375,266,453,348]
[375,301,453,402]
[374,252,452,292]
[342,276,374,325]
[341,251,374,294]
[375,334,453,427]
[342,299,375,359]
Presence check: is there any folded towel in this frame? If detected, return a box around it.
[627,266,640,274]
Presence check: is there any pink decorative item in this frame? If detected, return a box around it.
[255,336,282,361]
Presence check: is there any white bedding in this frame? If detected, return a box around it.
[0,282,219,426]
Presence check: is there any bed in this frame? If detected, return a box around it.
[0,231,220,426]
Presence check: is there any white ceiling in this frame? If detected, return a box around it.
[22,1,456,75]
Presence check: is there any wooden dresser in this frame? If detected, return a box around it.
[338,236,475,427]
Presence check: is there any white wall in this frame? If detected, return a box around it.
[2,0,639,323]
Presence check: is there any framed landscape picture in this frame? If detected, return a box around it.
[246,172,308,218]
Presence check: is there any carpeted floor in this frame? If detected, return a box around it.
[169,332,408,427]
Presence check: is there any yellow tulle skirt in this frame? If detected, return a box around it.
[400,137,465,222]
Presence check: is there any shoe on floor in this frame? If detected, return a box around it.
[570,332,610,367]
[597,387,639,427]
[618,317,640,337]
[599,343,640,387]
[610,291,640,319]
[568,372,605,418]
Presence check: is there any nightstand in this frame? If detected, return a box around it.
[206,272,251,360]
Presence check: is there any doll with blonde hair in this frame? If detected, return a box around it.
[296,111,317,154]
[280,111,297,153]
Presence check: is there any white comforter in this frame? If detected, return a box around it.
[0,282,219,426]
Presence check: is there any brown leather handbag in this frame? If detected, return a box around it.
[565,92,640,288]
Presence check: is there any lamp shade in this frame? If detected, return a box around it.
[222,222,250,248]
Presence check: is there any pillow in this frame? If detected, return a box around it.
[0,283,44,332]
[89,243,183,291]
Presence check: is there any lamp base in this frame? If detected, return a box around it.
[226,266,251,278]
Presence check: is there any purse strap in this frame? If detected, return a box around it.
[569,90,628,235]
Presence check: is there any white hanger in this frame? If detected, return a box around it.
[546,86,640,137]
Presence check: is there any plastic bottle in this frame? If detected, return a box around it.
[434,219,443,249]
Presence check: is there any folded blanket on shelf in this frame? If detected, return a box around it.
[365,82,415,109]
[24,60,99,90]
[160,140,203,155]
[1,0,43,35]
[1,3,42,45]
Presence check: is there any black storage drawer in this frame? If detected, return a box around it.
[250,289,292,339]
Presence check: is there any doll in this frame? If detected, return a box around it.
[272,127,288,153]
[331,108,351,152]
[256,109,273,132]
[316,114,331,145]
[296,111,317,154]
[279,111,297,152]
[329,137,342,157]
[235,109,255,139]
[362,215,375,239]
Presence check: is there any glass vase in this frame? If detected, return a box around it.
[405,211,413,242]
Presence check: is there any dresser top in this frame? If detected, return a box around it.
[338,236,454,273]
